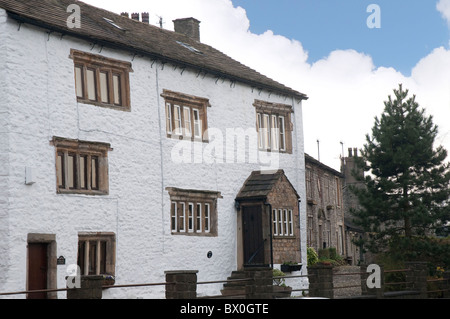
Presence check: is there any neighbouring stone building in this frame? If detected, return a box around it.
[341,148,367,265]
[305,151,364,265]
[305,154,346,257]
[0,0,308,298]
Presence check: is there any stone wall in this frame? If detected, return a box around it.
[267,174,301,264]
[305,155,345,256]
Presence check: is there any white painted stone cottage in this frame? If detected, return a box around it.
[0,0,308,298]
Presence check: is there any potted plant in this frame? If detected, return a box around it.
[281,261,302,273]
[272,269,292,298]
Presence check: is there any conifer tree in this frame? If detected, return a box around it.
[352,84,450,262]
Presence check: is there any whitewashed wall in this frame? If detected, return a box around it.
[0,11,307,299]
[0,8,11,295]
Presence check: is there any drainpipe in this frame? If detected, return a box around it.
[264,201,274,269]
[298,198,302,270]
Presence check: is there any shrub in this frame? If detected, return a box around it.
[272,268,287,287]
[317,247,346,266]
[307,246,319,266]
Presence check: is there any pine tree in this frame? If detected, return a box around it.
[352,84,450,262]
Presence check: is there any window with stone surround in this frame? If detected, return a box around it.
[254,100,293,153]
[272,208,294,237]
[70,49,132,111]
[77,232,116,278]
[167,187,221,236]
[52,137,111,195]
[161,90,210,142]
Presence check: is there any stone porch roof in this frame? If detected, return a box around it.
[235,170,300,201]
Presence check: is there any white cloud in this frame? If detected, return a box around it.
[437,0,450,27]
[82,0,450,170]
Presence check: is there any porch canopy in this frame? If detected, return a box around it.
[235,170,300,268]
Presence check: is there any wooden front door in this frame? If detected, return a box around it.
[27,243,48,299]
[242,205,265,266]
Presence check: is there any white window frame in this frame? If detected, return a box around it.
[171,202,177,233]
[271,115,279,151]
[204,203,210,233]
[272,209,278,236]
[174,105,182,135]
[283,209,289,236]
[263,114,270,150]
[166,103,173,134]
[257,113,264,149]
[179,202,186,232]
[196,203,202,233]
[75,66,84,98]
[183,107,192,137]
[279,115,286,151]
[288,209,294,236]
[193,108,201,139]
[278,209,283,236]
[188,202,194,232]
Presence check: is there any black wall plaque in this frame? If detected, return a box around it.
[57,256,66,265]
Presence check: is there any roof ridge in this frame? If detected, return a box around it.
[0,0,307,100]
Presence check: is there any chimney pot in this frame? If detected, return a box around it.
[348,148,353,157]
[120,12,129,18]
[131,13,140,21]
[353,148,358,157]
[173,17,201,42]
[142,12,149,24]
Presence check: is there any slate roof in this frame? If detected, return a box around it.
[235,170,299,201]
[0,0,308,100]
[305,153,344,177]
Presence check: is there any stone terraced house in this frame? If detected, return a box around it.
[0,0,308,298]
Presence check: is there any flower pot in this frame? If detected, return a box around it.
[281,264,302,273]
[273,285,292,298]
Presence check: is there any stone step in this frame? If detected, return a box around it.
[223,281,248,289]
[229,271,247,279]
[220,287,247,298]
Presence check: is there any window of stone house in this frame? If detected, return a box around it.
[161,90,210,142]
[306,169,312,199]
[254,100,293,153]
[335,177,341,207]
[167,188,221,236]
[324,174,330,204]
[272,208,294,237]
[52,137,110,195]
[77,233,115,277]
[70,49,132,111]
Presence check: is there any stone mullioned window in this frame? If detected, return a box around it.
[52,137,111,195]
[254,100,293,154]
[161,90,210,142]
[166,187,222,236]
[70,49,133,111]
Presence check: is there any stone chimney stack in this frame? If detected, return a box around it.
[131,13,140,21]
[121,12,129,18]
[173,18,201,42]
[342,147,364,185]
[142,12,150,24]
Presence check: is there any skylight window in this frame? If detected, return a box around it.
[176,41,203,55]
[103,17,126,31]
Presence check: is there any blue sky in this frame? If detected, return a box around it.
[233,0,450,76]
